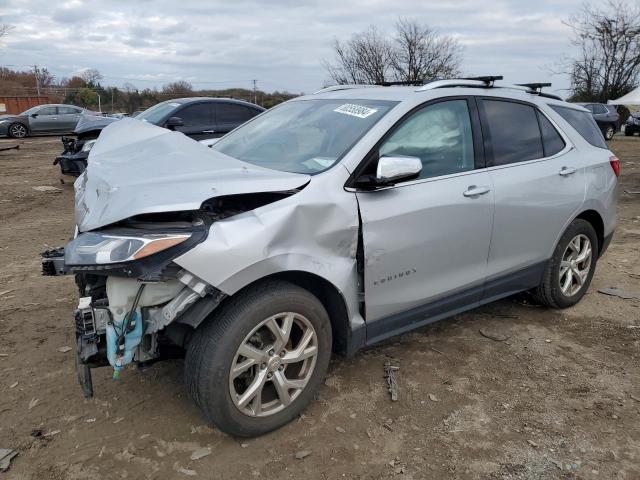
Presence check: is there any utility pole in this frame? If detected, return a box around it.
[252,79,257,105]
[33,64,41,96]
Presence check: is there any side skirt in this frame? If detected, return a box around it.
[364,261,547,347]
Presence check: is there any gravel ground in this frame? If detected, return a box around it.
[0,135,639,480]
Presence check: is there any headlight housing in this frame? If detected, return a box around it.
[81,139,97,152]
[65,231,191,266]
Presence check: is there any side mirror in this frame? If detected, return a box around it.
[30,113,39,118]
[375,156,422,185]
[165,116,184,129]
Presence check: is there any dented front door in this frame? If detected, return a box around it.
[357,172,494,330]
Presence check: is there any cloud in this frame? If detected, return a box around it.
[0,0,582,94]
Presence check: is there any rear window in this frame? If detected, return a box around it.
[549,105,607,149]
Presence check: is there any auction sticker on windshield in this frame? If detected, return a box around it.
[334,104,378,119]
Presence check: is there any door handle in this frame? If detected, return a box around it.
[463,185,491,197]
[202,130,215,133]
[559,166,577,176]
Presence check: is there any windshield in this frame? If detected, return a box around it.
[135,101,181,124]
[213,99,397,174]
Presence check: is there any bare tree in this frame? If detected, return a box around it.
[162,80,193,95]
[325,20,462,85]
[391,18,462,83]
[80,68,103,86]
[0,23,12,39]
[324,27,392,85]
[566,0,640,102]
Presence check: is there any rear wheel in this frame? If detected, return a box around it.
[185,280,332,437]
[8,123,28,138]
[532,219,598,308]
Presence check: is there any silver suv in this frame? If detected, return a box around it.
[43,77,619,437]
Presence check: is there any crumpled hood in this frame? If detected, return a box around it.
[74,118,310,232]
[74,114,119,134]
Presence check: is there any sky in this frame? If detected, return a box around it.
[0,0,584,96]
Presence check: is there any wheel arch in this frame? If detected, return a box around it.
[575,209,605,255]
[223,271,355,356]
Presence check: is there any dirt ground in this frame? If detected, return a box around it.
[0,135,638,480]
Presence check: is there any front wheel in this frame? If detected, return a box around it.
[532,219,598,308]
[8,122,28,138]
[185,280,332,437]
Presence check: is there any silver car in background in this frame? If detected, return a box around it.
[43,77,618,437]
[0,103,98,138]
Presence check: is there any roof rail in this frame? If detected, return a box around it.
[376,80,424,87]
[313,84,376,94]
[416,78,496,91]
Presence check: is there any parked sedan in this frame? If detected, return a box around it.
[575,103,620,140]
[0,104,98,138]
[54,97,265,176]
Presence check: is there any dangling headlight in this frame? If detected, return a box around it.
[81,139,97,152]
[65,231,191,266]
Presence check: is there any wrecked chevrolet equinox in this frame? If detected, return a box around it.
[42,77,618,437]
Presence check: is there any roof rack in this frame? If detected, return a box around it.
[416,78,499,91]
[513,83,562,101]
[463,75,504,85]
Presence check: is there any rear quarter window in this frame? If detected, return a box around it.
[549,105,607,149]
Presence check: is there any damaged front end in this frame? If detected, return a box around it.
[42,214,226,397]
[43,119,311,397]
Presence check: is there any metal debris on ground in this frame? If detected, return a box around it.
[479,328,509,342]
[0,449,18,472]
[57,346,72,353]
[624,188,640,194]
[295,450,311,460]
[32,186,62,192]
[190,448,211,461]
[0,144,19,152]
[384,361,400,402]
[598,287,640,300]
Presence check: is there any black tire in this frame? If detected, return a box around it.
[8,122,28,139]
[532,219,598,309]
[185,280,332,437]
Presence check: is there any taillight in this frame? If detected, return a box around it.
[609,155,621,177]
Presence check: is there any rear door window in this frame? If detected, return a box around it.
[537,112,565,157]
[549,105,607,149]
[480,99,544,166]
[216,104,255,124]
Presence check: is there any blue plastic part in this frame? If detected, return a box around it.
[106,310,143,377]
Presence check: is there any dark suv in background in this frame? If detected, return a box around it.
[575,103,620,140]
[54,97,265,176]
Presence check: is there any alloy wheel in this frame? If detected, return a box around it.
[9,123,27,138]
[559,234,592,297]
[229,312,318,417]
